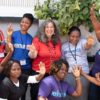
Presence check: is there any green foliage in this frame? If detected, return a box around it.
[34,0,100,35]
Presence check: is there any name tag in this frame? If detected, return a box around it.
[20,60,26,65]
[0,53,4,58]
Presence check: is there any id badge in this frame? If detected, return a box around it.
[20,60,26,65]
[0,53,4,58]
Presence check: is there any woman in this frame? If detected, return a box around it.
[0,60,46,100]
[8,13,34,100]
[28,19,61,100]
[86,4,100,100]
[61,26,94,100]
[38,59,82,100]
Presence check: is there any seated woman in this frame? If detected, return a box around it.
[38,59,82,100]
[0,60,46,100]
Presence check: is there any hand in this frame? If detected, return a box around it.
[37,62,46,75]
[95,72,100,81]
[72,65,81,78]
[7,23,13,36]
[27,44,36,52]
[87,34,94,46]
[7,43,14,52]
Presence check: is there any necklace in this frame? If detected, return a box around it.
[68,42,77,64]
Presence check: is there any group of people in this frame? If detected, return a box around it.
[0,4,100,100]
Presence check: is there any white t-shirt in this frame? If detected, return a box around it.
[62,39,89,74]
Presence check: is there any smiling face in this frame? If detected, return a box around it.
[44,22,55,39]
[10,62,21,79]
[69,30,80,45]
[20,17,31,33]
[56,63,68,80]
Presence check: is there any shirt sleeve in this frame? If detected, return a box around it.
[27,75,39,83]
[0,82,9,99]
[61,43,66,59]
[38,79,52,98]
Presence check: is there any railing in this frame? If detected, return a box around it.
[0,0,36,7]
[0,0,40,17]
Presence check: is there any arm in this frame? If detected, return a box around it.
[6,24,13,43]
[81,71,100,86]
[27,62,46,83]
[28,44,38,59]
[90,4,100,40]
[71,66,82,96]
[1,43,13,66]
[0,43,13,73]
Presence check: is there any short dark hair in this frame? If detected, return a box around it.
[22,13,34,25]
[68,26,81,37]
[4,60,21,77]
[50,59,69,74]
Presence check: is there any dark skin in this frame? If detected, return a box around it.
[90,4,100,40]
[82,4,100,86]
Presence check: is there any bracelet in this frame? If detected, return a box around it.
[75,77,80,80]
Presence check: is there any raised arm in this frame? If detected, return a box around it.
[81,71,100,86]
[6,24,13,43]
[71,66,82,96]
[27,62,46,83]
[0,43,13,72]
[90,4,100,40]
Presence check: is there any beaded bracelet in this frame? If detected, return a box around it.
[75,77,80,80]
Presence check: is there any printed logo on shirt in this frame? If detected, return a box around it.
[14,43,26,49]
[51,91,66,98]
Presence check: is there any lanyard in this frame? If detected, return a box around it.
[53,75,65,100]
[68,43,77,63]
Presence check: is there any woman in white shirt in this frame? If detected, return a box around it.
[61,26,94,100]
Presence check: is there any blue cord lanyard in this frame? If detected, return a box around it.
[68,43,77,64]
